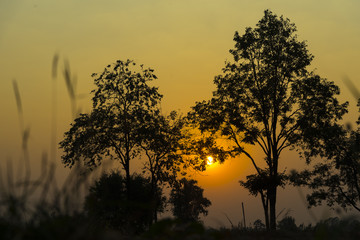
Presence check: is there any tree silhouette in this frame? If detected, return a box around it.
[290,100,360,212]
[138,110,185,223]
[190,10,347,230]
[169,178,211,222]
[59,59,162,193]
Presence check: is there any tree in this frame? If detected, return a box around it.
[59,59,162,193]
[169,178,211,222]
[290,100,360,212]
[138,111,185,223]
[190,10,348,230]
[84,171,164,233]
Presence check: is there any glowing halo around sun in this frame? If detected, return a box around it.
[206,156,214,165]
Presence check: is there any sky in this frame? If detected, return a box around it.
[1,0,360,228]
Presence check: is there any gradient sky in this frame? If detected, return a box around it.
[1,0,360,227]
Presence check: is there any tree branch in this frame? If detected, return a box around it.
[229,125,263,176]
[338,186,360,212]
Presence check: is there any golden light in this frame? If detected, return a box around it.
[207,156,214,165]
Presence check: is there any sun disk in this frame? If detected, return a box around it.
[207,156,214,165]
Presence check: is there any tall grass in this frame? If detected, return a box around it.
[0,54,100,239]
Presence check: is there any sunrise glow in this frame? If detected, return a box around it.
[1,1,359,234]
[207,156,214,165]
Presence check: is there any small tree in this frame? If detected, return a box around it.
[169,178,211,222]
[60,60,162,193]
[190,10,348,230]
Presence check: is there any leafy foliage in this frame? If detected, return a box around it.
[59,59,163,183]
[290,100,360,212]
[239,169,287,197]
[180,130,231,173]
[84,171,163,233]
[137,111,186,222]
[314,217,360,240]
[169,178,211,222]
[239,169,287,229]
[277,216,298,232]
[139,111,185,186]
[253,219,266,231]
[190,9,348,229]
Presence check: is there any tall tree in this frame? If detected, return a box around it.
[190,10,348,230]
[59,59,162,193]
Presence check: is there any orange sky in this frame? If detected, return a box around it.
[1,0,360,227]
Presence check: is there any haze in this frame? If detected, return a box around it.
[1,0,360,228]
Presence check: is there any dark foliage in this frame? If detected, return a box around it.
[84,171,165,234]
[189,9,348,229]
[139,111,185,186]
[59,60,185,225]
[314,217,360,240]
[253,219,266,231]
[290,100,360,212]
[240,169,287,229]
[138,111,186,223]
[169,178,211,222]
[59,59,163,188]
[277,216,298,232]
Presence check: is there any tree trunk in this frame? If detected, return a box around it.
[264,207,270,230]
[125,158,131,199]
[268,185,277,230]
[263,200,269,230]
[260,192,270,230]
[150,176,156,225]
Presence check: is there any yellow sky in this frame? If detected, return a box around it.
[1,0,360,227]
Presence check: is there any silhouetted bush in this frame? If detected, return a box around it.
[84,171,163,234]
[314,217,360,240]
[143,218,207,240]
[169,178,211,223]
[277,216,298,232]
[253,219,266,231]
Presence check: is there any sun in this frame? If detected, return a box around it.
[206,156,214,165]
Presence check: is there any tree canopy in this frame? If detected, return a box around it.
[59,59,162,187]
[190,9,348,230]
[169,178,211,222]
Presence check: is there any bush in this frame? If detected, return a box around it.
[84,171,162,234]
[277,216,298,232]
